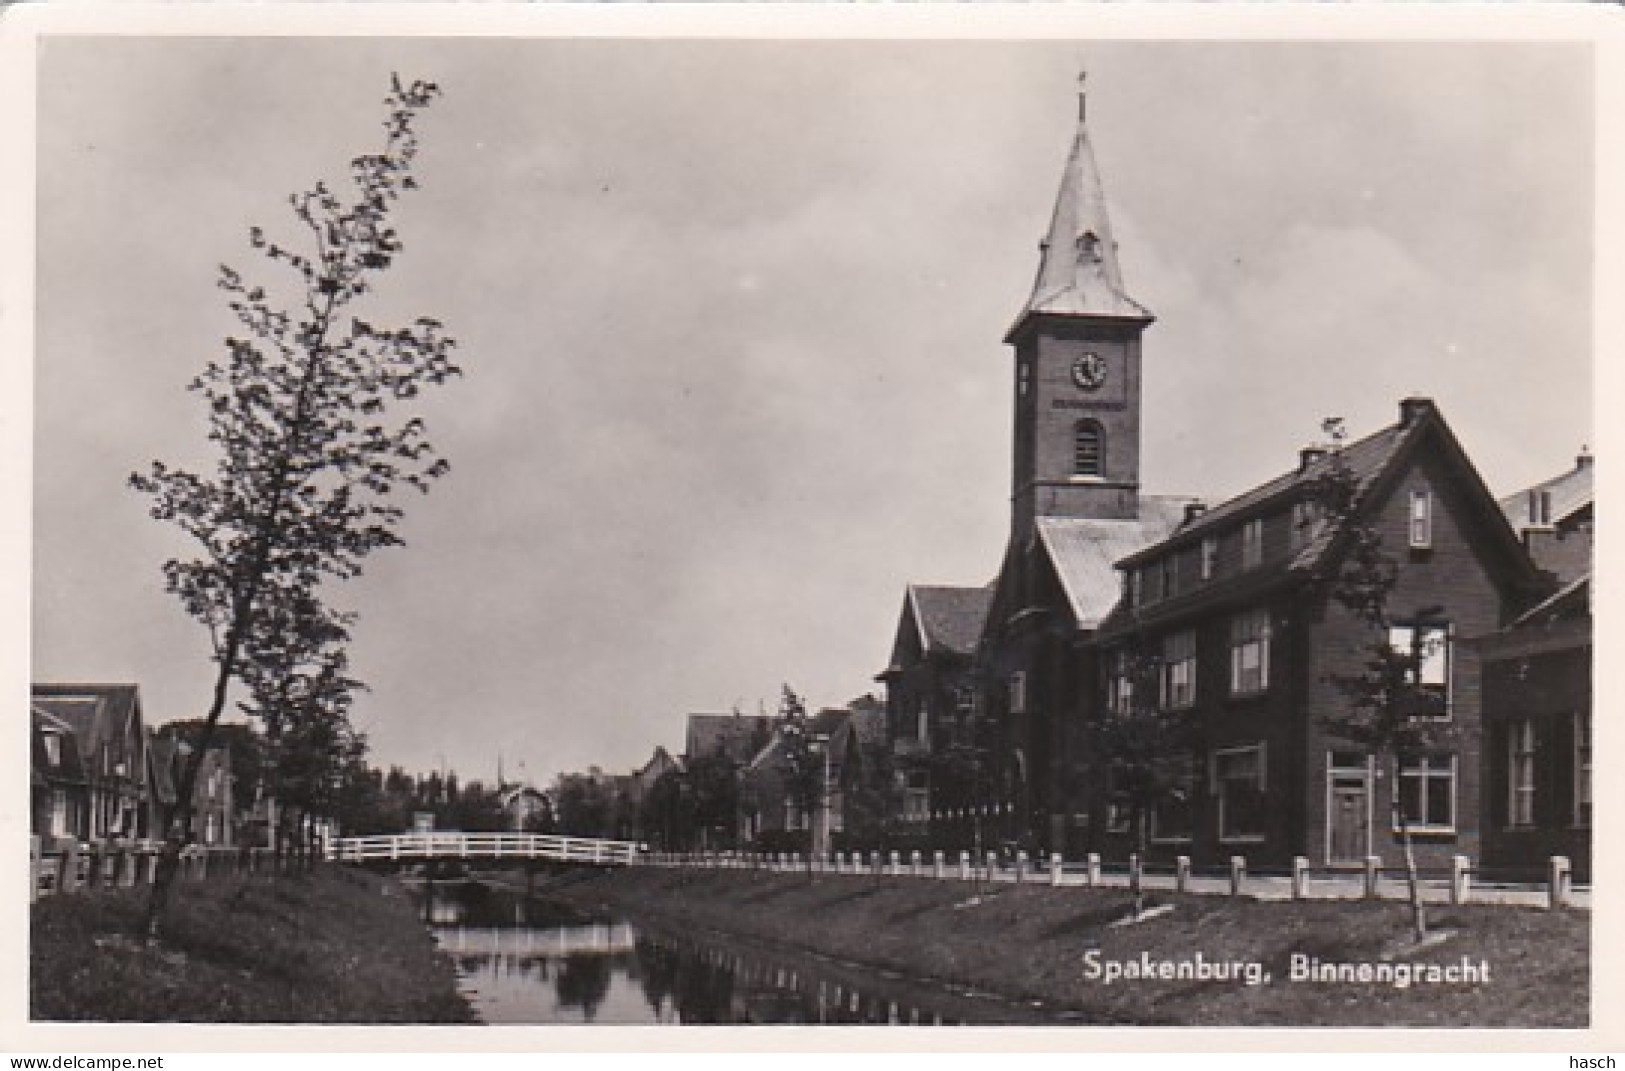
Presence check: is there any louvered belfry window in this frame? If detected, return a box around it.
[1075,421,1103,477]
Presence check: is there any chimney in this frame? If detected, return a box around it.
[1183,502,1207,525]
[1299,446,1328,472]
[1576,446,1593,470]
[1399,397,1434,428]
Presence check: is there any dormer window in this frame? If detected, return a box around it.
[1076,230,1103,263]
[1200,536,1218,582]
[42,734,60,766]
[1527,489,1552,526]
[1074,421,1104,477]
[1241,519,1264,571]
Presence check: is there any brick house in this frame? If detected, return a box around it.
[1499,450,1593,586]
[739,704,888,853]
[1473,474,1591,885]
[1096,399,1548,871]
[148,731,235,846]
[31,684,152,842]
[875,583,993,833]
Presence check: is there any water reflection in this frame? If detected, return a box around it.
[423,880,962,1025]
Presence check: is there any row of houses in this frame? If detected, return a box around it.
[587,704,891,855]
[30,683,245,850]
[870,81,1593,883]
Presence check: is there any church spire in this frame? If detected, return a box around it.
[1005,71,1152,342]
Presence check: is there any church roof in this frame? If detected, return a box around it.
[909,583,995,657]
[1006,79,1152,342]
[1036,495,1198,630]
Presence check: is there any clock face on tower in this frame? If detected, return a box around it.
[1071,351,1108,392]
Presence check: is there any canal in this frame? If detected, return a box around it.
[419,876,1080,1025]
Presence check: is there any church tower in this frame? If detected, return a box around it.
[1005,75,1153,543]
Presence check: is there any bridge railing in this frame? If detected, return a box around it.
[327,831,641,866]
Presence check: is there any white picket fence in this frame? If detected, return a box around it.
[641,848,1588,910]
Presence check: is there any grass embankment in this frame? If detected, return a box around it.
[554,867,1588,1028]
[31,867,473,1023]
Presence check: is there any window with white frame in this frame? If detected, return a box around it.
[1397,754,1455,832]
[1200,536,1218,582]
[42,733,60,767]
[1212,744,1267,841]
[1508,719,1537,828]
[1161,630,1197,710]
[1107,650,1136,715]
[1387,622,1451,718]
[1160,556,1176,602]
[1008,671,1028,715]
[50,789,68,837]
[1575,712,1592,828]
[1241,519,1264,570]
[903,770,929,821]
[1409,489,1433,549]
[1229,608,1271,695]
[1126,569,1143,608]
[916,701,929,744]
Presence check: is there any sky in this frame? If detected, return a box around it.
[27,33,1595,789]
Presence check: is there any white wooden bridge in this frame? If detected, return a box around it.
[326,831,642,867]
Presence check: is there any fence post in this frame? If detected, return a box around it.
[1086,852,1101,887]
[910,850,922,877]
[1548,855,1571,909]
[1291,856,1310,900]
[890,850,901,876]
[1128,853,1142,892]
[933,850,945,880]
[61,841,81,894]
[1451,855,1471,905]
[1364,855,1381,899]
[1050,853,1063,887]
[986,850,998,882]
[1229,855,1246,897]
[958,851,970,881]
[1015,851,1028,884]
[1175,855,1191,894]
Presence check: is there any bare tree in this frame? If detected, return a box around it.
[1303,417,1453,944]
[1083,639,1198,919]
[129,76,459,939]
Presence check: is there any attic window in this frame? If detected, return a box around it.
[1409,489,1433,549]
[43,734,60,766]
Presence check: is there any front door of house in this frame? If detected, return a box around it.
[1328,776,1370,865]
